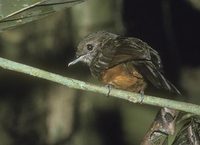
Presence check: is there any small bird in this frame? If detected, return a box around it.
[68,31,180,95]
[68,31,181,144]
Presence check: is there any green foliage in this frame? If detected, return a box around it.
[0,0,85,32]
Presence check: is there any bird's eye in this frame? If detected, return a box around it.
[86,44,93,51]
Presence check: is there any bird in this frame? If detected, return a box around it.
[68,31,180,96]
[68,31,181,144]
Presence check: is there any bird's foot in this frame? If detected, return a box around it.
[105,84,113,97]
[139,90,145,104]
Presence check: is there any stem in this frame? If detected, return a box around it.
[0,57,199,115]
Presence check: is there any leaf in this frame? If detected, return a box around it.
[0,0,85,32]
[141,108,179,145]
[172,115,200,145]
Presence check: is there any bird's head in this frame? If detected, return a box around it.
[68,31,118,66]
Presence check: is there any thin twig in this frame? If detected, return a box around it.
[0,57,200,115]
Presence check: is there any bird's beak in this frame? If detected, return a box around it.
[68,55,85,67]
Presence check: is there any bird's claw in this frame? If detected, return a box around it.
[139,90,144,104]
[105,84,113,97]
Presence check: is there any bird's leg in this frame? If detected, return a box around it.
[139,90,145,104]
[105,84,113,97]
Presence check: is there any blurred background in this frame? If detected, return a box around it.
[0,0,200,145]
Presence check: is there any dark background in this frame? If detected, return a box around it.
[0,0,200,145]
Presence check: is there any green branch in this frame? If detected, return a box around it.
[0,57,200,115]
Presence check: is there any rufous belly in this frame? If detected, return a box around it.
[101,63,147,92]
